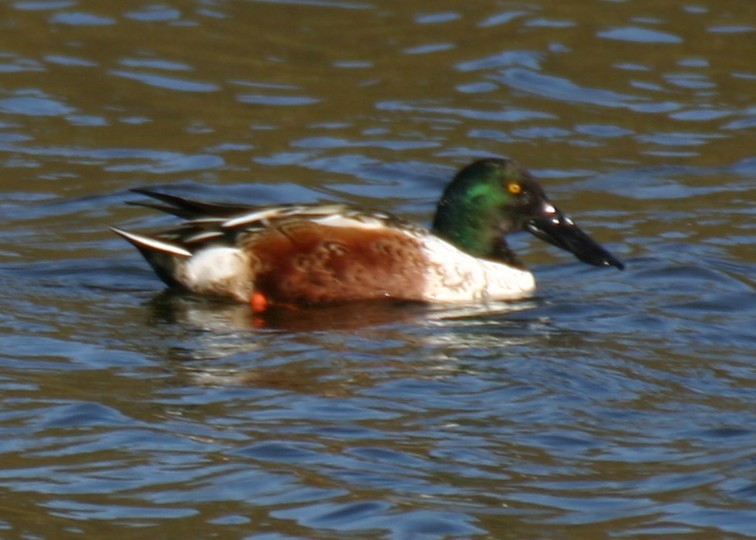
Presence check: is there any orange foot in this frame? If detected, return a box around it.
[250,291,269,312]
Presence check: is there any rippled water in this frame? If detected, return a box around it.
[1,0,755,538]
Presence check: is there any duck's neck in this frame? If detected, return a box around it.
[431,202,524,268]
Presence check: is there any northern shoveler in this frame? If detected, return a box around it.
[112,158,623,310]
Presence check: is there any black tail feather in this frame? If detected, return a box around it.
[129,189,253,219]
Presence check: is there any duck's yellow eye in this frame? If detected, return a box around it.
[507,182,522,195]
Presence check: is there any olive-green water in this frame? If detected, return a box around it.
[1,1,754,538]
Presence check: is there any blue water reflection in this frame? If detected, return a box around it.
[0,0,754,537]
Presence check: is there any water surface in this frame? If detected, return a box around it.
[1,0,754,538]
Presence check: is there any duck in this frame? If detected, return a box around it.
[112,158,623,311]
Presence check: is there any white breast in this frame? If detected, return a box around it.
[180,247,253,302]
[419,236,535,302]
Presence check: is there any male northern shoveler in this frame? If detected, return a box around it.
[112,158,623,310]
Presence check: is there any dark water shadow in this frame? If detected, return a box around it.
[145,290,437,332]
[145,289,539,333]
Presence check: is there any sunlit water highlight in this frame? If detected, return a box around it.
[0,0,754,538]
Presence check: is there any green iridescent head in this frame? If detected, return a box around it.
[431,158,624,269]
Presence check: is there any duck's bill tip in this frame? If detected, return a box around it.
[581,250,625,270]
[602,254,625,271]
[565,239,625,270]
[526,213,624,271]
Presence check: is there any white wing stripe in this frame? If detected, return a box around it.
[110,227,192,257]
[223,208,284,229]
[184,231,224,244]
